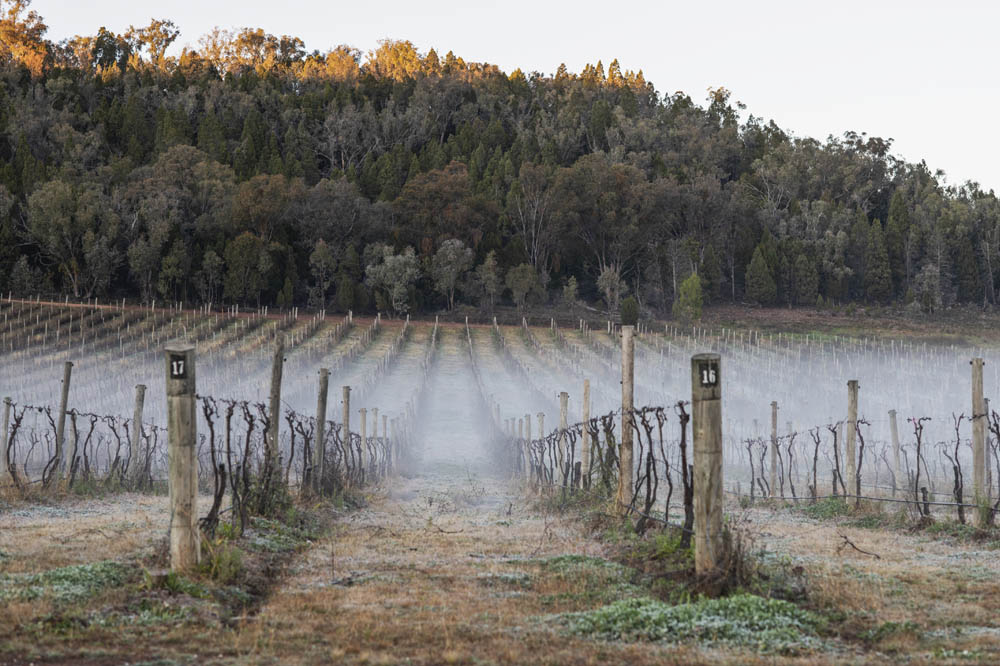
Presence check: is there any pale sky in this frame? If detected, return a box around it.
[36,0,1000,192]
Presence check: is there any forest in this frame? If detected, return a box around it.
[0,0,996,318]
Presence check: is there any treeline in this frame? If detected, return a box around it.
[0,1,997,318]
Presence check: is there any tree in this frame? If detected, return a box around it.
[864,221,892,303]
[914,262,941,313]
[431,238,473,310]
[505,263,539,312]
[0,0,49,76]
[475,250,502,311]
[596,264,626,316]
[792,254,818,305]
[27,179,120,298]
[746,246,777,305]
[885,190,909,295]
[224,232,267,305]
[364,244,419,315]
[672,273,702,323]
[562,276,578,305]
[308,240,337,308]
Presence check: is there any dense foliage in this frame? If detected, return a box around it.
[1,1,997,316]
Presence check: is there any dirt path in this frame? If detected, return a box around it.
[237,470,715,665]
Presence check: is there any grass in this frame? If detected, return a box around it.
[550,593,822,654]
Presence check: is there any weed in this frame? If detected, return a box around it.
[550,593,821,653]
[862,620,921,644]
[802,497,853,520]
[0,560,132,603]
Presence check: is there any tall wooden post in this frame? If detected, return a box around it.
[518,418,524,477]
[559,391,569,485]
[55,361,73,478]
[165,344,199,571]
[580,379,591,489]
[1,397,10,486]
[889,409,900,498]
[972,358,988,526]
[313,369,329,492]
[342,386,351,479]
[359,407,368,477]
[692,353,722,575]
[769,401,778,497]
[846,380,858,501]
[524,413,533,481]
[268,336,285,466]
[127,384,146,485]
[383,414,389,472]
[617,325,635,515]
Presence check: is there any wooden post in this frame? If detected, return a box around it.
[127,384,146,485]
[359,407,368,477]
[524,413,532,480]
[889,409,900,498]
[1,397,10,486]
[692,353,723,575]
[769,401,778,497]
[846,380,858,502]
[518,418,524,477]
[313,368,329,492]
[973,358,988,526]
[617,325,635,515]
[268,336,285,466]
[165,344,199,571]
[55,361,73,479]
[383,414,389,472]
[580,379,591,489]
[559,391,569,485]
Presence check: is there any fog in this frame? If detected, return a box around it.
[1,302,996,497]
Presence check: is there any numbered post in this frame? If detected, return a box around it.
[691,353,723,575]
[165,343,199,571]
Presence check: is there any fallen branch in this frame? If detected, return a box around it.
[836,533,881,559]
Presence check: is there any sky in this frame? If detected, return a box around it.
[34,0,1000,192]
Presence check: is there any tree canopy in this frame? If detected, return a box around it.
[0,7,996,316]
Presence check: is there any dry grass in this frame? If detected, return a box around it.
[4,471,1000,663]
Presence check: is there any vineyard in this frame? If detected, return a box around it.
[3,298,1000,663]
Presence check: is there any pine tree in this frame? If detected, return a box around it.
[885,190,909,295]
[745,246,776,305]
[792,254,818,305]
[864,220,892,303]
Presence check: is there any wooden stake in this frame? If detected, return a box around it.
[55,361,73,479]
[128,384,146,486]
[165,343,199,571]
[972,358,988,526]
[617,325,635,516]
[580,379,591,489]
[692,353,722,575]
[846,380,858,502]
[313,369,329,492]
